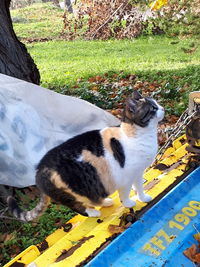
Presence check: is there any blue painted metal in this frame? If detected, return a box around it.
[86,167,200,267]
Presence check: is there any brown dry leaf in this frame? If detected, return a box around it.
[95,75,104,82]
[88,77,97,83]
[183,244,197,262]
[157,128,167,146]
[10,245,21,257]
[108,224,125,234]
[194,253,200,263]
[72,85,80,89]
[129,75,136,81]
[173,76,181,80]
[111,93,117,98]
[182,47,197,54]
[112,74,118,78]
[4,233,15,242]
[108,223,131,234]
[34,232,40,237]
[119,80,129,87]
[91,86,98,91]
[0,234,7,242]
[149,84,157,91]
[169,115,179,124]
[194,233,200,241]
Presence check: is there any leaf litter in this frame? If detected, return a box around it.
[183,230,200,264]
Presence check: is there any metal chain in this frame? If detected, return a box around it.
[156,108,197,162]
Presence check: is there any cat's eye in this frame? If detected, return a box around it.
[152,106,158,111]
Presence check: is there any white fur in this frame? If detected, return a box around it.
[27,263,37,267]
[86,208,101,217]
[101,103,164,208]
[102,197,114,207]
[76,155,83,162]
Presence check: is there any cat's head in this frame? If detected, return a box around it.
[123,91,164,127]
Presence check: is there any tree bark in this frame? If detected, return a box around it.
[0,0,40,84]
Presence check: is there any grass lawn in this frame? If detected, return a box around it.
[28,37,200,115]
[11,3,200,115]
[11,3,64,40]
[11,3,199,93]
[28,37,200,88]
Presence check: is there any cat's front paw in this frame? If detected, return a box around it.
[122,198,136,208]
[102,198,114,207]
[138,194,152,203]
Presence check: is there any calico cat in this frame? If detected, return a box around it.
[8,91,164,221]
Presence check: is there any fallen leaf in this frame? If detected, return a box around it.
[0,234,7,242]
[4,233,15,242]
[183,244,197,262]
[194,253,200,263]
[10,245,21,256]
[181,47,197,54]
[157,128,167,146]
[128,75,136,81]
[108,224,125,234]
[95,75,104,82]
[108,223,131,234]
[112,73,118,78]
[88,77,97,83]
[194,233,200,241]
[91,86,98,91]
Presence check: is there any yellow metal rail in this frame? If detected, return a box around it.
[5,135,191,267]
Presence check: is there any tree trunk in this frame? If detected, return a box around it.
[0,0,40,84]
[64,0,73,13]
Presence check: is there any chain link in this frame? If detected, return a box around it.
[156,108,197,162]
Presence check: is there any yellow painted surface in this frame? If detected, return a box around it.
[4,246,40,267]
[5,135,191,267]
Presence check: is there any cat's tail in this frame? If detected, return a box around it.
[7,194,50,222]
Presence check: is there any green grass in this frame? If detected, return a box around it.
[11,3,64,40]
[11,3,200,111]
[0,197,75,265]
[28,37,199,89]
[27,37,200,115]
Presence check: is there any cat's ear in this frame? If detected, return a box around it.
[132,90,142,100]
[127,98,137,113]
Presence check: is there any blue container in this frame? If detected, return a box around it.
[86,167,200,267]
